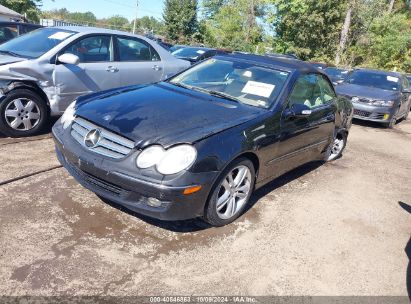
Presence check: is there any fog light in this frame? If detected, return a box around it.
[383,114,390,120]
[140,197,163,207]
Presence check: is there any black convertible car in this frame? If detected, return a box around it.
[52,54,353,226]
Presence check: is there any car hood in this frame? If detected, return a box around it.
[336,83,399,100]
[75,83,265,147]
[0,54,26,66]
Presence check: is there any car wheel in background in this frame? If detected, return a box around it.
[325,131,347,162]
[384,108,399,129]
[0,89,49,137]
[203,158,255,227]
[404,106,410,121]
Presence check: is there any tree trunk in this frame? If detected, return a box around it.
[335,3,353,66]
[388,0,395,13]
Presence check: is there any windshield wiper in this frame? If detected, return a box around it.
[170,82,193,90]
[0,50,23,58]
[170,82,241,103]
[190,86,241,103]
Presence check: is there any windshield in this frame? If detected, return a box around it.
[0,28,77,59]
[347,70,400,91]
[325,67,349,79]
[169,58,290,108]
[172,48,208,59]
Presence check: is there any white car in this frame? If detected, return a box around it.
[0,26,190,137]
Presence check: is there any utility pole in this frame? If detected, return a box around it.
[132,0,138,34]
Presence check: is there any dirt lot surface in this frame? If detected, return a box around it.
[0,120,410,297]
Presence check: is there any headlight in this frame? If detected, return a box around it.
[136,145,165,169]
[136,144,197,175]
[370,100,394,107]
[157,145,197,175]
[61,100,76,129]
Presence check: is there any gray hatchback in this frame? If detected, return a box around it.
[0,26,190,137]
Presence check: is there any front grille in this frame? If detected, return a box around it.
[71,117,134,159]
[66,159,126,196]
[354,109,371,117]
[352,96,372,104]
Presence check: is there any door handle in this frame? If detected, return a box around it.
[106,66,119,73]
[152,65,162,71]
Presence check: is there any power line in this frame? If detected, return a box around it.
[100,0,161,16]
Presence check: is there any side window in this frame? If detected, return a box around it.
[116,37,160,62]
[318,75,337,103]
[288,74,324,109]
[402,76,410,89]
[64,35,112,63]
[0,25,18,43]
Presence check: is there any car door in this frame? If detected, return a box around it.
[53,34,120,109]
[113,35,164,86]
[273,73,334,174]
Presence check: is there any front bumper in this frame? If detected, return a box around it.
[52,122,219,221]
[352,103,396,123]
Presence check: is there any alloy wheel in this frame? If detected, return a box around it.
[4,98,41,131]
[327,135,345,161]
[216,165,252,220]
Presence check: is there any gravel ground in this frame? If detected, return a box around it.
[0,120,410,297]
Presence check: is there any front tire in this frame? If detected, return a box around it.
[203,158,255,227]
[0,89,49,137]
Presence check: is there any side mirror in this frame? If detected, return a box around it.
[403,87,411,94]
[57,53,80,65]
[285,104,312,119]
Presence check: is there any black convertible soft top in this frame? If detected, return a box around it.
[219,53,322,74]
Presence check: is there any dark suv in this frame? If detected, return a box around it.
[0,22,41,44]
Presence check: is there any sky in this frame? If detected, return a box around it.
[41,0,165,21]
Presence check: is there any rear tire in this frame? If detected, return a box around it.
[0,89,49,137]
[203,158,255,227]
[325,131,347,162]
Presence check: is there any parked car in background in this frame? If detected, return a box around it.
[52,54,353,226]
[336,69,411,128]
[169,44,186,53]
[171,46,217,64]
[309,62,328,70]
[324,67,350,84]
[266,52,299,60]
[0,26,190,137]
[0,22,41,44]
[407,74,411,84]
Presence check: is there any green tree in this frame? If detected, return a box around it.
[163,0,198,43]
[0,0,42,22]
[201,0,227,18]
[103,15,131,31]
[133,16,164,35]
[269,0,347,61]
[203,0,265,52]
[347,13,411,71]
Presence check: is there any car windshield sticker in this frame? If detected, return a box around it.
[241,81,275,98]
[243,71,252,77]
[196,50,206,54]
[48,32,73,40]
[387,76,399,83]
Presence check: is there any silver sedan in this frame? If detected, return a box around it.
[0,26,190,137]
